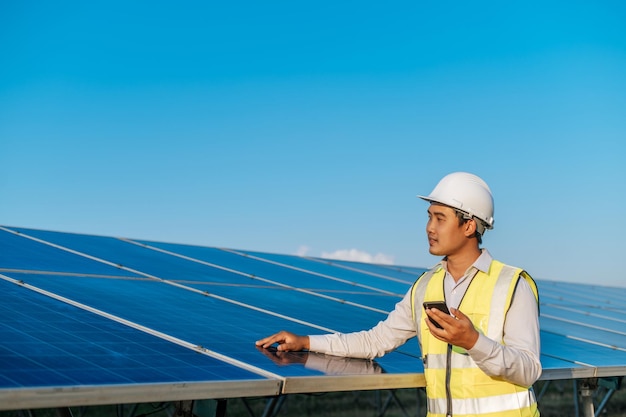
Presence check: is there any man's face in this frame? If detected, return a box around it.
[426,203,471,257]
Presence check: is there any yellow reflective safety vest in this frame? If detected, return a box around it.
[410,260,540,417]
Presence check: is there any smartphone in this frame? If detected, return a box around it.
[423,301,450,329]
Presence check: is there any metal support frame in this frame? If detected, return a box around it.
[214,400,227,417]
[55,408,74,417]
[169,399,228,417]
[232,388,422,417]
[573,377,623,417]
[261,395,285,417]
[577,378,598,417]
[527,378,625,417]
[12,380,622,417]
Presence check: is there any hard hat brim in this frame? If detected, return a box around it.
[417,194,494,230]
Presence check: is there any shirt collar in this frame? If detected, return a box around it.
[474,248,493,273]
[433,248,493,275]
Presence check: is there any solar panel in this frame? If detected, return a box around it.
[1,225,625,411]
[0,278,280,409]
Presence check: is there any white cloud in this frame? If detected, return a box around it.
[320,248,395,265]
[296,245,310,256]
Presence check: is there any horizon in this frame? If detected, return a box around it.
[2,1,625,288]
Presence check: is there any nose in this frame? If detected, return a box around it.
[426,217,434,234]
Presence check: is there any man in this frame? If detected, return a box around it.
[256,172,541,417]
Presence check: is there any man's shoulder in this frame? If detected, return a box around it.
[488,257,527,276]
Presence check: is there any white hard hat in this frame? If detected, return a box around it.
[418,172,494,233]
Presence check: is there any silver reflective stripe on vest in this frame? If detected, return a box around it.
[425,352,478,370]
[486,264,518,341]
[428,390,536,415]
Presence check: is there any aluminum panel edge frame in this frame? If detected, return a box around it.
[538,365,597,381]
[281,373,426,395]
[0,380,282,411]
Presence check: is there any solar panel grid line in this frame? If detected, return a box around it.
[0,226,127,273]
[541,279,626,293]
[542,304,626,326]
[540,313,626,338]
[4,228,347,333]
[541,288,626,303]
[163,281,341,334]
[540,331,626,374]
[376,265,425,277]
[219,247,404,296]
[539,352,596,374]
[319,258,427,280]
[0,268,145,280]
[2,229,428,368]
[2,268,412,380]
[539,284,626,305]
[1,277,283,409]
[372,264,426,277]
[122,238,392,315]
[302,255,415,285]
[2,227,167,283]
[4,227,406,313]
[1,270,424,392]
[2,229,431,375]
[386,266,426,277]
[563,334,626,353]
[0,273,286,382]
[540,297,626,323]
[541,305,626,323]
[538,292,626,313]
[6,228,370,341]
[545,327,625,352]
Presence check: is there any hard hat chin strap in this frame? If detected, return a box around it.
[475,221,486,236]
[458,211,487,236]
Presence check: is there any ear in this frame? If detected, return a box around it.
[464,218,477,238]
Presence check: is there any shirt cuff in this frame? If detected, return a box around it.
[467,333,494,360]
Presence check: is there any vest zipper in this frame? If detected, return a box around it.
[446,343,452,417]
[443,277,453,417]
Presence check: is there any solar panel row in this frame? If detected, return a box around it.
[1,225,625,411]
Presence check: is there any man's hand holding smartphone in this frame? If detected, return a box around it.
[423,301,451,329]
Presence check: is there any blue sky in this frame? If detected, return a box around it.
[1,1,625,287]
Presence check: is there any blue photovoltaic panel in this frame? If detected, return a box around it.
[305,256,428,282]
[537,282,626,331]
[0,228,138,278]
[1,230,410,339]
[1,271,421,380]
[539,284,626,312]
[6,228,406,310]
[175,282,392,333]
[5,227,243,284]
[1,225,625,409]
[540,308,626,348]
[538,355,589,381]
[164,281,423,358]
[133,241,409,301]
[540,331,626,370]
[234,248,418,292]
[0,279,271,388]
